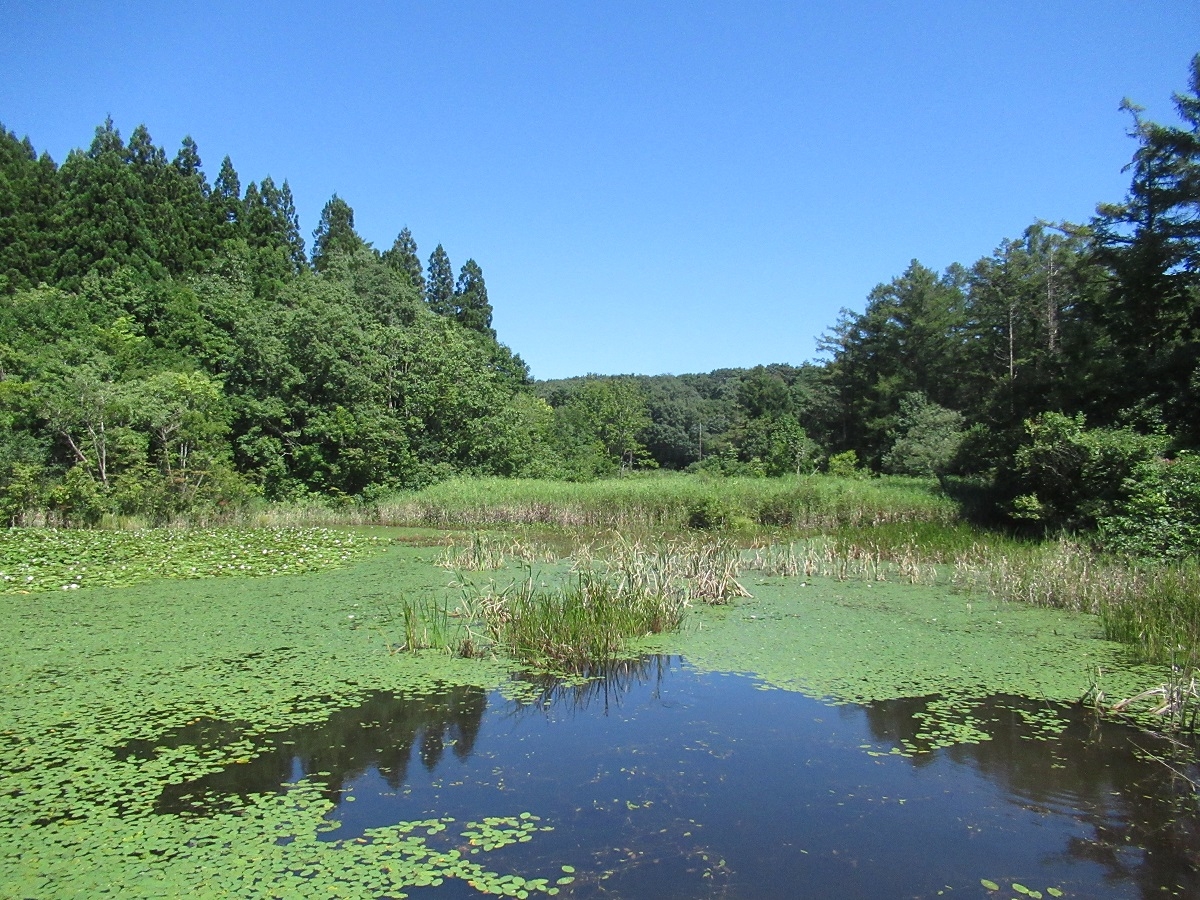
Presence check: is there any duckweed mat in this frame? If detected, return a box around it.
[649,573,1169,725]
[1,541,554,898]
[0,530,1184,897]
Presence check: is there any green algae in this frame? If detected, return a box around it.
[0,542,562,897]
[644,574,1165,706]
[637,572,1172,753]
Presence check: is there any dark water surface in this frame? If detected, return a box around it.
[133,657,1200,899]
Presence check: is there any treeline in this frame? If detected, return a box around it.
[2,57,1199,557]
[0,118,644,524]
[539,57,1200,557]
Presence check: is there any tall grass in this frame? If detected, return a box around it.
[459,570,687,668]
[444,536,750,667]
[377,473,958,531]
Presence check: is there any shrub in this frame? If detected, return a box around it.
[826,450,867,479]
[1002,412,1166,530]
[882,392,965,477]
[1099,453,1200,560]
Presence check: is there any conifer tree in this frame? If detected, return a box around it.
[382,227,424,294]
[425,244,454,315]
[311,194,366,272]
[211,156,241,226]
[453,258,495,336]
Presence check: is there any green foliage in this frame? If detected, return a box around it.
[826,450,867,479]
[1004,412,1167,530]
[882,392,965,477]
[425,244,455,316]
[1099,453,1200,560]
[382,226,424,294]
[310,194,367,272]
[453,258,494,336]
[551,378,654,476]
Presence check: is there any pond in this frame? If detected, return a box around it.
[2,537,1197,897]
[115,658,1199,899]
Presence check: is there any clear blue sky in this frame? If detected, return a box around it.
[2,2,1197,380]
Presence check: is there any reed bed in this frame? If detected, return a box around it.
[603,535,751,604]
[458,570,687,668]
[436,532,560,570]
[376,473,958,532]
[749,535,938,585]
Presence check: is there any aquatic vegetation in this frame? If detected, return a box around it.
[460,569,687,668]
[374,473,959,531]
[437,532,560,571]
[604,534,751,605]
[0,526,384,594]
[644,570,1165,715]
[1,528,1190,897]
[749,535,937,585]
[0,544,569,897]
[981,880,1065,899]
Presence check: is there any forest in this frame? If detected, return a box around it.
[2,56,1199,560]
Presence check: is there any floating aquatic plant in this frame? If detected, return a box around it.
[0,526,384,594]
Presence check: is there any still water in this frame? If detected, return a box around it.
[130,656,1200,899]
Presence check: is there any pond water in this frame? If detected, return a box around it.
[124,655,1200,899]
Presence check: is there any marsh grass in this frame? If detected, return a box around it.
[604,535,751,604]
[436,532,560,571]
[375,474,958,531]
[380,596,462,653]
[446,536,751,667]
[459,570,686,668]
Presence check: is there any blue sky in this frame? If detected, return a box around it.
[2,2,1197,380]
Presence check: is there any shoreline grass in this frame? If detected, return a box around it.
[9,472,1197,666]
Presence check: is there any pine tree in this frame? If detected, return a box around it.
[211,156,241,226]
[1093,53,1200,439]
[0,125,61,290]
[277,181,307,271]
[425,244,454,315]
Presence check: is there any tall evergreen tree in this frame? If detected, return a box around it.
[1092,54,1200,440]
[382,227,424,294]
[311,194,367,273]
[0,126,61,291]
[453,258,494,336]
[425,244,454,315]
[211,155,241,227]
[277,180,307,271]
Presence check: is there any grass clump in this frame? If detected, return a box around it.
[444,536,750,667]
[462,570,686,668]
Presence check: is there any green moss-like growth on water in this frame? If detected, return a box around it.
[638,572,1169,751]
[0,526,388,593]
[0,529,1179,895]
[0,541,562,897]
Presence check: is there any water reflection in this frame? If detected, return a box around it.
[116,659,1200,897]
[507,654,675,716]
[865,694,1200,897]
[118,685,487,815]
